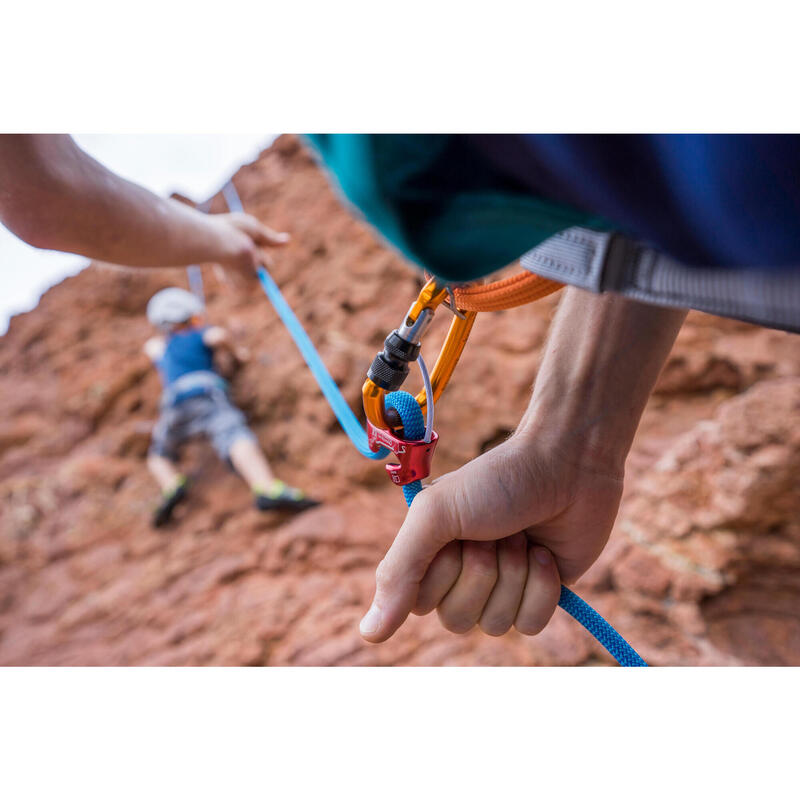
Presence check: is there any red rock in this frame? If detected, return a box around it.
[1,135,799,665]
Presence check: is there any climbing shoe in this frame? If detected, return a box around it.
[254,479,321,513]
[152,478,189,528]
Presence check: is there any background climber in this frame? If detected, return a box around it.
[145,287,319,526]
[0,133,321,524]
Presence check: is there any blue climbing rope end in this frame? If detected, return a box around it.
[386,390,648,667]
[558,586,647,667]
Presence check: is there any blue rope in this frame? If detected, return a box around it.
[256,266,388,460]
[386,390,648,667]
[217,178,385,459]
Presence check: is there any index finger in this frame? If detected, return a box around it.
[253,222,290,247]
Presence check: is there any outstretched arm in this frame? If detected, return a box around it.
[359,287,687,642]
[0,135,287,275]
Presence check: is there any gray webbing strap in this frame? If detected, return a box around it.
[160,370,227,409]
[520,227,800,333]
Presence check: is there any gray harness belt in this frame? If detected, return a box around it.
[160,370,228,410]
[520,227,800,333]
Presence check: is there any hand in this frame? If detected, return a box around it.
[359,430,624,641]
[210,212,290,278]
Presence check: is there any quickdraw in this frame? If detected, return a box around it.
[362,273,564,484]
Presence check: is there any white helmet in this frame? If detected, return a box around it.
[146,288,203,327]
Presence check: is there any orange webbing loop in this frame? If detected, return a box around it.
[363,271,563,431]
[452,271,563,311]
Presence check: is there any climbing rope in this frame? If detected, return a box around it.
[222,179,647,666]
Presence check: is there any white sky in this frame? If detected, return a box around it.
[0,134,276,334]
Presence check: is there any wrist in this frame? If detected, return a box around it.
[513,288,687,479]
[514,396,633,480]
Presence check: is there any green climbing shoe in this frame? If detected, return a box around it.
[254,479,321,513]
[152,478,189,528]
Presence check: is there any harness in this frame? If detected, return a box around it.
[158,328,226,408]
[230,180,646,666]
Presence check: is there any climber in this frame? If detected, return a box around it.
[145,287,320,526]
[0,135,320,524]
[307,134,800,644]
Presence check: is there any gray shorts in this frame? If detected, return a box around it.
[149,389,256,462]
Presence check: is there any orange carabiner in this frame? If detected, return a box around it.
[362,270,563,432]
[362,278,476,431]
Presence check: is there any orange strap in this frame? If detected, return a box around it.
[452,271,563,312]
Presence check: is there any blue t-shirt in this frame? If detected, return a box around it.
[158,327,214,387]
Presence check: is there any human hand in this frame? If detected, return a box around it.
[359,430,624,641]
[210,212,290,278]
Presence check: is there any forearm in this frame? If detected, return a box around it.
[517,287,687,476]
[0,135,237,267]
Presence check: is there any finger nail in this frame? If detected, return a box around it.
[276,232,290,242]
[359,603,382,635]
[534,547,551,567]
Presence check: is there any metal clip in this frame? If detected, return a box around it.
[442,286,467,320]
[363,278,477,432]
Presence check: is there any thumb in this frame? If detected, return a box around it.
[360,490,457,643]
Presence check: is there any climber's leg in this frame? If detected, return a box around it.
[228,435,275,489]
[147,453,189,527]
[226,434,319,512]
[148,408,190,527]
[205,391,321,513]
[147,452,184,493]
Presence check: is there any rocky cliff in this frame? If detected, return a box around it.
[1,135,798,665]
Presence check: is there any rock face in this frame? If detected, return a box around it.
[1,135,799,665]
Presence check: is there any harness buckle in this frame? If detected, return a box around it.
[366,421,439,485]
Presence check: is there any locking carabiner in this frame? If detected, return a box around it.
[362,278,477,432]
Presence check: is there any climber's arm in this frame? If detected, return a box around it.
[0,135,288,275]
[143,337,166,363]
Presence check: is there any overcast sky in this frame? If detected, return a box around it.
[0,134,276,334]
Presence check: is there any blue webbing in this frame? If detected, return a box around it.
[256,266,387,460]
[228,180,646,665]
[385,390,648,667]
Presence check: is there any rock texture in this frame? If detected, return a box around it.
[1,135,798,665]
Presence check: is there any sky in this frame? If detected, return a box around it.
[0,134,276,334]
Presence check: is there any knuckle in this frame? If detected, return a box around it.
[439,545,462,575]
[438,609,476,635]
[463,542,497,582]
[514,618,546,636]
[374,558,395,588]
[479,615,512,637]
[503,547,529,577]
[411,601,434,616]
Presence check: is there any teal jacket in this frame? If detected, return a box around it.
[305,134,608,283]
